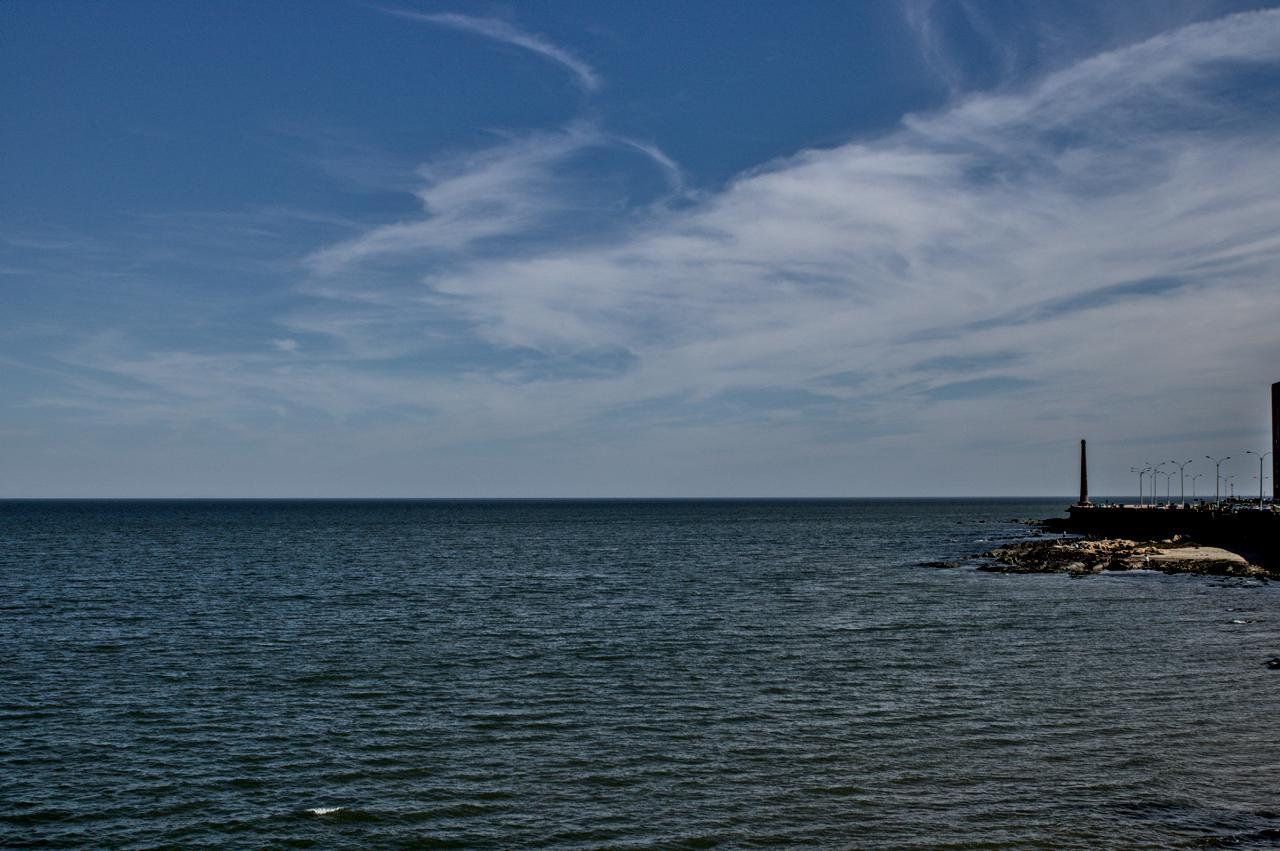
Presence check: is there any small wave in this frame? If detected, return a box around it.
[582,773,637,788]
[415,802,497,819]
[300,805,381,822]
[307,806,344,816]
[0,807,75,826]
[1193,827,1280,847]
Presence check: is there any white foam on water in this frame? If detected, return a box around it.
[308,806,344,816]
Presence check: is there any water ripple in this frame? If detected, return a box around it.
[2,498,1278,848]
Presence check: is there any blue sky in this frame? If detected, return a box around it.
[4,0,1280,496]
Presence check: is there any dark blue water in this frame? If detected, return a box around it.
[2,499,1278,849]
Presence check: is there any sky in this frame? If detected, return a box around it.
[3,0,1280,497]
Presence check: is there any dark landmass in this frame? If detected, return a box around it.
[1060,503,1279,568]
[976,536,1273,578]
[921,528,1274,578]
[922,504,1280,577]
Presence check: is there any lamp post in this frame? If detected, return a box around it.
[1246,450,1272,509]
[1227,476,1235,499]
[1130,466,1145,507]
[1169,459,1193,506]
[1151,463,1165,506]
[1190,473,1203,501]
[1206,455,1230,508]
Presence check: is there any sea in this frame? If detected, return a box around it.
[2,498,1278,849]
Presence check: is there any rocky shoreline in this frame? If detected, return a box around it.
[982,536,1272,578]
[925,531,1274,579]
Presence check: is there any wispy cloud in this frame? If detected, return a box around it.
[305,124,593,275]
[613,136,684,193]
[305,122,682,275]
[379,8,602,93]
[312,10,1279,463]
[17,7,1280,494]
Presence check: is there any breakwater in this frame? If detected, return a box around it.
[1058,504,1280,568]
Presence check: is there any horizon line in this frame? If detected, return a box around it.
[0,494,1092,501]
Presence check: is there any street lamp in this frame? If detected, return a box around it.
[1246,450,1272,509]
[1190,473,1203,501]
[1169,459,1193,506]
[1206,455,1230,508]
[1227,475,1235,499]
[1151,463,1166,506]
[1130,466,1144,506]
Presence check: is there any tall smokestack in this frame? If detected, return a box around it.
[1079,439,1091,506]
[1272,382,1279,501]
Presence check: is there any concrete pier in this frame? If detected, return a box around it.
[1061,503,1279,568]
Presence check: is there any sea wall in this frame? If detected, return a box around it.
[1062,505,1279,567]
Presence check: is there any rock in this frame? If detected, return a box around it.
[919,560,960,569]
[1265,658,1280,670]
[972,536,1274,579]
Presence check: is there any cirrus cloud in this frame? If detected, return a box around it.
[19,6,1280,495]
